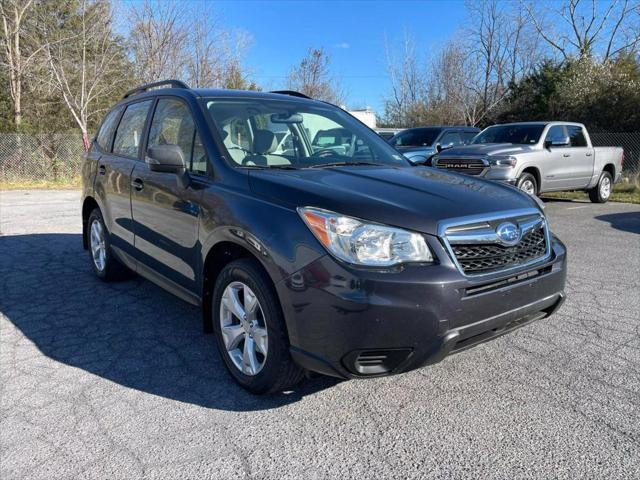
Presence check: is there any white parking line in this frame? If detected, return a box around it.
[566,206,589,210]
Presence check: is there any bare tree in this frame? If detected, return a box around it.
[426,40,478,125]
[42,0,130,150]
[129,0,188,83]
[383,31,428,126]
[0,0,38,128]
[524,0,640,61]
[186,12,224,88]
[464,0,539,124]
[287,47,344,104]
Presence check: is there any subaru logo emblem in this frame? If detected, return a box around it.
[496,222,521,246]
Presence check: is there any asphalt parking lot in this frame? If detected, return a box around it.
[1,189,639,479]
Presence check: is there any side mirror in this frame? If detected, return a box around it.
[146,145,186,173]
[436,143,443,152]
[545,136,570,148]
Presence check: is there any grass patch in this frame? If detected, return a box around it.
[542,182,640,204]
[0,178,81,190]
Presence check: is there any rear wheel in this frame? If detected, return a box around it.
[516,173,538,196]
[588,171,612,203]
[87,208,129,281]
[212,258,304,394]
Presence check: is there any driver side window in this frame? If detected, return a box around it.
[545,125,567,148]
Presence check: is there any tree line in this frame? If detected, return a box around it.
[1,0,639,152]
[0,0,343,150]
[383,0,640,132]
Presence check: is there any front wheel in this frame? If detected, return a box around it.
[212,258,304,394]
[516,173,538,196]
[588,171,612,203]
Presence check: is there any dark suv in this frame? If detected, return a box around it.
[82,80,566,393]
[389,126,480,166]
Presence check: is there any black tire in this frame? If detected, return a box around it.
[212,258,304,394]
[86,208,129,281]
[516,172,538,196]
[588,171,613,203]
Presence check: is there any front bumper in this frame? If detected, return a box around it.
[276,235,567,379]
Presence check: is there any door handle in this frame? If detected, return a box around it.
[585,152,592,156]
[131,178,144,191]
[563,153,571,157]
[98,165,106,175]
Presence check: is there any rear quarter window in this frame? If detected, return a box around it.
[95,106,122,152]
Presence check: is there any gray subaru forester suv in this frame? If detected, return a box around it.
[82,80,567,393]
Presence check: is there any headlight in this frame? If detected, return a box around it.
[431,155,439,166]
[488,155,517,167]
[298,207,434,267]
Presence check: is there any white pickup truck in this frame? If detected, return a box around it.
[433,122,624,203]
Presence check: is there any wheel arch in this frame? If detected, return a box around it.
[602,163,615,179]
[201,238,275,334]
[520,166,541,193]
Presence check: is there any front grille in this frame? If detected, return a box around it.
[442,211,550,275]
[453,228,546,273]
[436,158,485,175]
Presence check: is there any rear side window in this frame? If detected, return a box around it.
[95,106,122,152]
[113,100,152,158]
[147,98,207,175]
[567,126,587,147]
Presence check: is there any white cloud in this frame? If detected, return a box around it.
[335,42,350,49]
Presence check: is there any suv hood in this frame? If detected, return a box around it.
[248,166,536,235]
[439,143,536,157]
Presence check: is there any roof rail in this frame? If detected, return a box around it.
[269,90,311,99]
[122,79,189,99]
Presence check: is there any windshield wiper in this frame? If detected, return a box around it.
[243,164,299,170]
[308,161,383,169]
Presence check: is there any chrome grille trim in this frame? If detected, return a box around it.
[435,156,488,176]
[438,208,552,277]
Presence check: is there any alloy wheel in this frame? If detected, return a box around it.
[520,179,535,195]
[219,281,268,376]
[600,176,611,200]
[90,219,106,272]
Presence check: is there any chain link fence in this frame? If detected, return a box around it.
[590,132,640,182]
[0,132,639,185]
[0,134,83,184]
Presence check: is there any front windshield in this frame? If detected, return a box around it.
[389,128,441,147]
[473,124,545,145]
[205,98,408,169]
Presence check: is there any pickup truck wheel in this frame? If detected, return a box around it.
[516,173,538,196]
[589,171,612,203]
[87,208,129,281]
[212,258,304,394]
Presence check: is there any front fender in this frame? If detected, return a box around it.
[198,186,326,285]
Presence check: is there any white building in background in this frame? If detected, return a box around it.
[346,107,376,128]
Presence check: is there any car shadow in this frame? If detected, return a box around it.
[595,212,640,234]
[539,196,588,204]
[0,233,341,411]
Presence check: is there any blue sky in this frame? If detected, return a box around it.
[214,0,468,114]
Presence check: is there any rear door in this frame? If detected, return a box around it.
[130,96,207,295]
[94,99,153,261]
[563,125,594,188]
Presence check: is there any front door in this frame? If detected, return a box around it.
[130,97,207,294]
